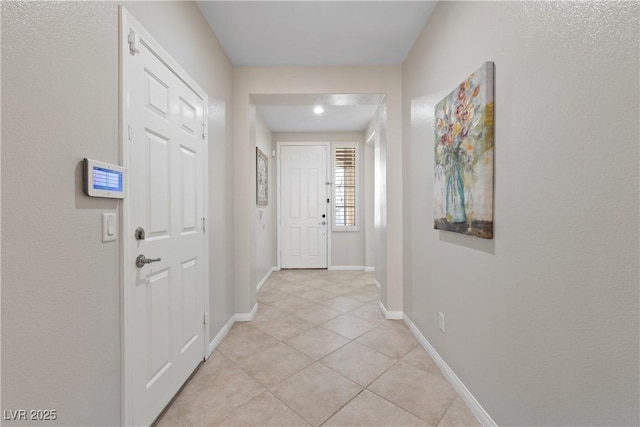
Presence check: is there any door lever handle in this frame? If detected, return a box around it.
[318,221,326,226]
[136,254,162,268]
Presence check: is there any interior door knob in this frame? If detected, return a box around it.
[319,221,326,226]
[136,254,161,268]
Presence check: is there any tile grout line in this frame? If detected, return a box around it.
[233,340,312,390]
[365,385,437,427]
[220,325,349,425]
[308,320,437,426]
[318,387,368,427]
[266,390,313,427]
[265,272,373,426]
[357,345,443,426]
[160,270,379,426]
[312,298,369,427]
[434,396,458,427]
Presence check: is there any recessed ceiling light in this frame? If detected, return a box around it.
[313,105,324,115]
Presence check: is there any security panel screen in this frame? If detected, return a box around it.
[93,167,122,192]
[83,158,126,199]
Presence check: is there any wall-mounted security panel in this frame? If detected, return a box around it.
[83,158,127,199]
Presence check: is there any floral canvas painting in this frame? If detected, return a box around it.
[256,147,268,205]
[434,62,494,239]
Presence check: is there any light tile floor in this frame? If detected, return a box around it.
[157,270,481,427]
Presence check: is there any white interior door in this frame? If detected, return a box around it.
[122,11,208,426]
[280,144,328,268]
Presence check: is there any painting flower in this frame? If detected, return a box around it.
[434,62,495,239]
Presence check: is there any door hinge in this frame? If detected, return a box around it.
[203,312,208,326]
[128,29,140,55]
[202,217,206,234]
[202,123,206,139]
[127,125,133,141]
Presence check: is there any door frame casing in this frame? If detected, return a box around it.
[276,141,332,270]
[119,8,210,425]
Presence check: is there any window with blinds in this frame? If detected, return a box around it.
[334,145,358,230]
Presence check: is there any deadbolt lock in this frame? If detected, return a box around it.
[135,227,145,240]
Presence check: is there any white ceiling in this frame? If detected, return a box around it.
[253,94,385,133]
[258,104,380,133]
[197,1,437,132]
[197,1,437,66]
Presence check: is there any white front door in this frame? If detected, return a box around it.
[280,144,329,268]
[122,11,208,426]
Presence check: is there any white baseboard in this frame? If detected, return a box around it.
[235,303,258,322]
[373,278,381,290]
[364,266,375,272]
[328,265,365,271]
[206,302,260,357]
[256,266,277,292]
[208,315,235,356]
[403,314,497,427]
[378,300,403,320]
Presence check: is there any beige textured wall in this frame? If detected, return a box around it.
[254,110,276,285]
[2,3,121,424]
[402,2,639,425]
[1,2,234,425]
[371,105,389,306]
[234,66,402,316]
[363,129,375,271]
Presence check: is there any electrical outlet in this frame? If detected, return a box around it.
[438,312,445,333]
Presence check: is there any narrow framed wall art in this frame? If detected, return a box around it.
[256,147,268,205]
[434,61,495,239]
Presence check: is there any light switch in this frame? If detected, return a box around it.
[103,213,117,242]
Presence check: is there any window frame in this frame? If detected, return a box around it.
[332,142,359,232]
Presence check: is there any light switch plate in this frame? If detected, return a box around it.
[102,213,117,242]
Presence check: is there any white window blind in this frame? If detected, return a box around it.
[334,145,357,230]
